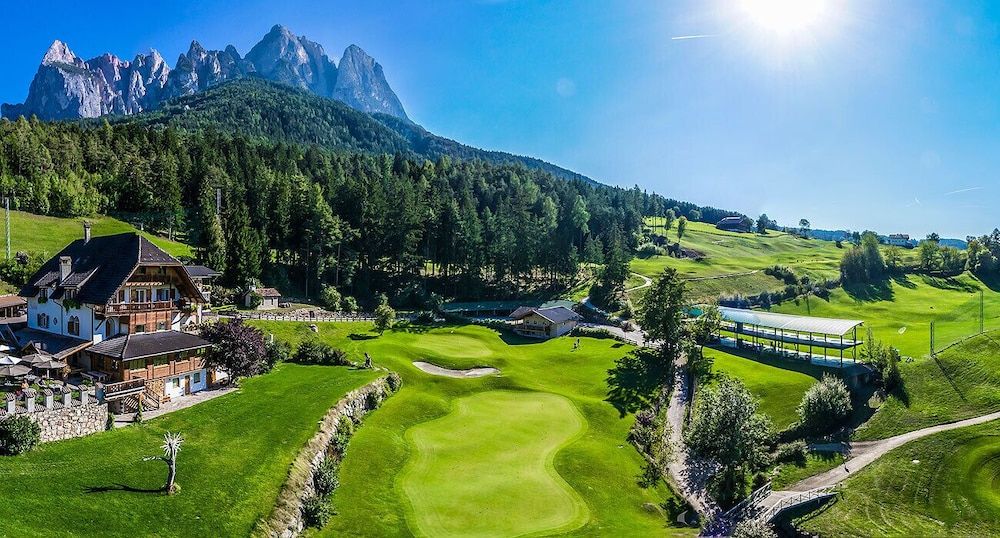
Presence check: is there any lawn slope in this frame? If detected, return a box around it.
[795,420,1000,537]
[9,210,192,258]
[0,364,377,536]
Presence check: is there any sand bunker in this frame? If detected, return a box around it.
[412,361,499,378]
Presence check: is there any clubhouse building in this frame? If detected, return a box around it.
[510,305,581,339]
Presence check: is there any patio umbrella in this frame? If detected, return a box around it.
[0,364,31,378]
[18,352,54,366]
[32,359,68,379]
[0,355,20,366]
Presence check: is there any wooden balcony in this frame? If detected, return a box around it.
[95,300,179,315]
[103,378,146,400]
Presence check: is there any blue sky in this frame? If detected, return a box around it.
[3,1,1000,238]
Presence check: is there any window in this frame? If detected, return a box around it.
[134,324,146,334]
[154,356,170,366]
[173,378,180,389]
[118,289,126,303]
[36,313,49,328]
[65,289,76,300]
[39,288,48,300]
[156,321,167,331]
[157,288,168,301]
[105,320,114,338]
[131,289,147,303]
[67,316,80,336]
[194,372,201,384]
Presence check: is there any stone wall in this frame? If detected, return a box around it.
[3,388,108,443]
[256,375,394,538]
[34,401,108,442]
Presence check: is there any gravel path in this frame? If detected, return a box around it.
[412,361,500,378]
[665,354,716,517]
[626,272,653,292]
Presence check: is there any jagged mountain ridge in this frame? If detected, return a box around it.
[2,24,407,121]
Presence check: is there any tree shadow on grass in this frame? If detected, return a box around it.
[920,274,979,293]
[497,332,538,346]
[348,333,378,341]
[844,279,894,303]
[84,483,163,494]
[606,348,666,417]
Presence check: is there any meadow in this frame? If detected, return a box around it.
[7,210,192,258]
[0,364,378,536]
[251,321,694,537]
[634,220,844,302]
[776,275,1000,439]
[794,417,1000,537]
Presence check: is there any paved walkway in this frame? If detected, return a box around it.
[759,409,1000,510]
[665,354,716,517]
[626,272,653,293]
[114,385,238,426]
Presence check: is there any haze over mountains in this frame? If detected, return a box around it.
[2,24,407,121]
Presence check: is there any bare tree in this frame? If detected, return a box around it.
[144,432,184,494]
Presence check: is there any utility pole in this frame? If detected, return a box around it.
[4,197,10,260]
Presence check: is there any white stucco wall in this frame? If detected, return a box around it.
[163,369,208,399]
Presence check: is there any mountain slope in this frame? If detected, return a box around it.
[123,77,597,184]
[2,24,407,121]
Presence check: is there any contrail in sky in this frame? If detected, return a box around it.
[671,34,715,41]
[944,186,983,195]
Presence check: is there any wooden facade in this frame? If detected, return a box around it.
[87,347,207,383]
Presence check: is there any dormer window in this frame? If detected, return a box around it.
[65,289,76,300]
[39,288,48,301]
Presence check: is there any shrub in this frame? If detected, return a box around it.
[105,410,115,431]
[773,440,808,464]
[333,416,354,454]
[293,340,351,366]
[365,389,382,410]
[386,372,402,392]
[320,285,341,312]
[341,296,359,313]
[313,458,340,497]
[0,415,41,455]
[415,311,435,324]
[301,494,331,528]
[764,265,797,284]
[732,517,778,538]
[637,242,665,257]
[798,374,853,434]
[265,339,292,370]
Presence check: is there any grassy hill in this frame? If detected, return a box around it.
[0,364,378,535]
[777,278,1000,440]
[795,418,1000,537]
[125,78,597,184]
[4,211,192,259]
[633,220,844,303]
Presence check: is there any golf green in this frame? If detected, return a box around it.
[401,391,589,537]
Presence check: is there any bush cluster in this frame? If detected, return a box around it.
[301,494,331,528]
[386,372,402,392]
[773,440,808,464]
[292,340,352,366]
[0,415,41,455]
[798,374,853,434]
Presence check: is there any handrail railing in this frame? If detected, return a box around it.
[103,378,146,398]
[758,486,836,522]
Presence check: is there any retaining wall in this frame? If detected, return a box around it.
[256,375,393,538]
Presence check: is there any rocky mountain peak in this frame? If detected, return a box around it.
[4,24,408,121]
[41,40,80,66]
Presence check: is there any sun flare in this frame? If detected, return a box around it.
[740,0,829,36]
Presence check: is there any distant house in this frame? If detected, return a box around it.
[885,234,912,248]
[244,286,283,310]
[0,294,26,320]
[716,215,751,233]
[183,265,221,305]
[509,306,581,339]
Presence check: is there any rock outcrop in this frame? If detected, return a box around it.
[3,25,408,121]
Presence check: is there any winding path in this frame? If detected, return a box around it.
[752,409,1000,522]
[626,272,653,293]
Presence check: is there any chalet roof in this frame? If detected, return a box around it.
[13,328,91,359]
[20,233,201,305]
[184,265,221,279]
[88,331,211,362]
[0,295,25,309]
[510,305,581,324]
[257,287,282,298]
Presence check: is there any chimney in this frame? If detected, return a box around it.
[59,256,72,283]
[83,221,91,244]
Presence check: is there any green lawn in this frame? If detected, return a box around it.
[5,210,192,258]
[252,321,694,537]
[634,220,844,302]
[0,364,378,536]
[402,391,589,537]
[701,347,825,431]
[775,275,1000,440]
[795,420,1000,537]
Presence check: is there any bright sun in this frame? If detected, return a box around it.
[740,0,829,36]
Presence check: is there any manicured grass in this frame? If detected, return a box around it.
[775,275,1000,440]
[5,210,192,258]
[702,347,825,430]
[252,321,694,537]
[795,420,1000,537]
[0,364,377,536]
[402,391,589,537]
[771,451,844,489]
[634,220,844,302]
